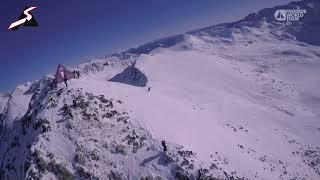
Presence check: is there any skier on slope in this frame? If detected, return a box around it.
[161,140,167,152]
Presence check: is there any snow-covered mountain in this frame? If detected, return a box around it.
[1,0,320,179]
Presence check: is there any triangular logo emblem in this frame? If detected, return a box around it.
[9,6,39,30]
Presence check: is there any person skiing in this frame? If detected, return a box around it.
[147,87,151,92]
[161,140,167,152]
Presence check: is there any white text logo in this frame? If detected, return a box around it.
[274,9,307,22]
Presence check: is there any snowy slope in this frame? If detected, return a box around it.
[1,0,320,179]
[0,92,10,138]
[0,93,10,114]
[71,38,320,179]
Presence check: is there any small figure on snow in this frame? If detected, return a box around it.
[73,70,81,79]
[147,87,151,92]
[161,140,167,152]
[133,71,137,80]
[76,71,81,78]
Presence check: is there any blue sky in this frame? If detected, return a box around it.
[0,0,291,92]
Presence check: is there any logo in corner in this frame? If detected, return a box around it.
[274,10,287,21]
[8,6,39,30]
[274,9,307,22]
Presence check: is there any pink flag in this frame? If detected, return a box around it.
[54,64,75,83]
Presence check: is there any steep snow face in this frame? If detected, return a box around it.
[0,93,10,115]
[43,21,319,178]
[0,84,233,180]
[78,40,319,179]
[4,83,34,127]
[0,92,10,136]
